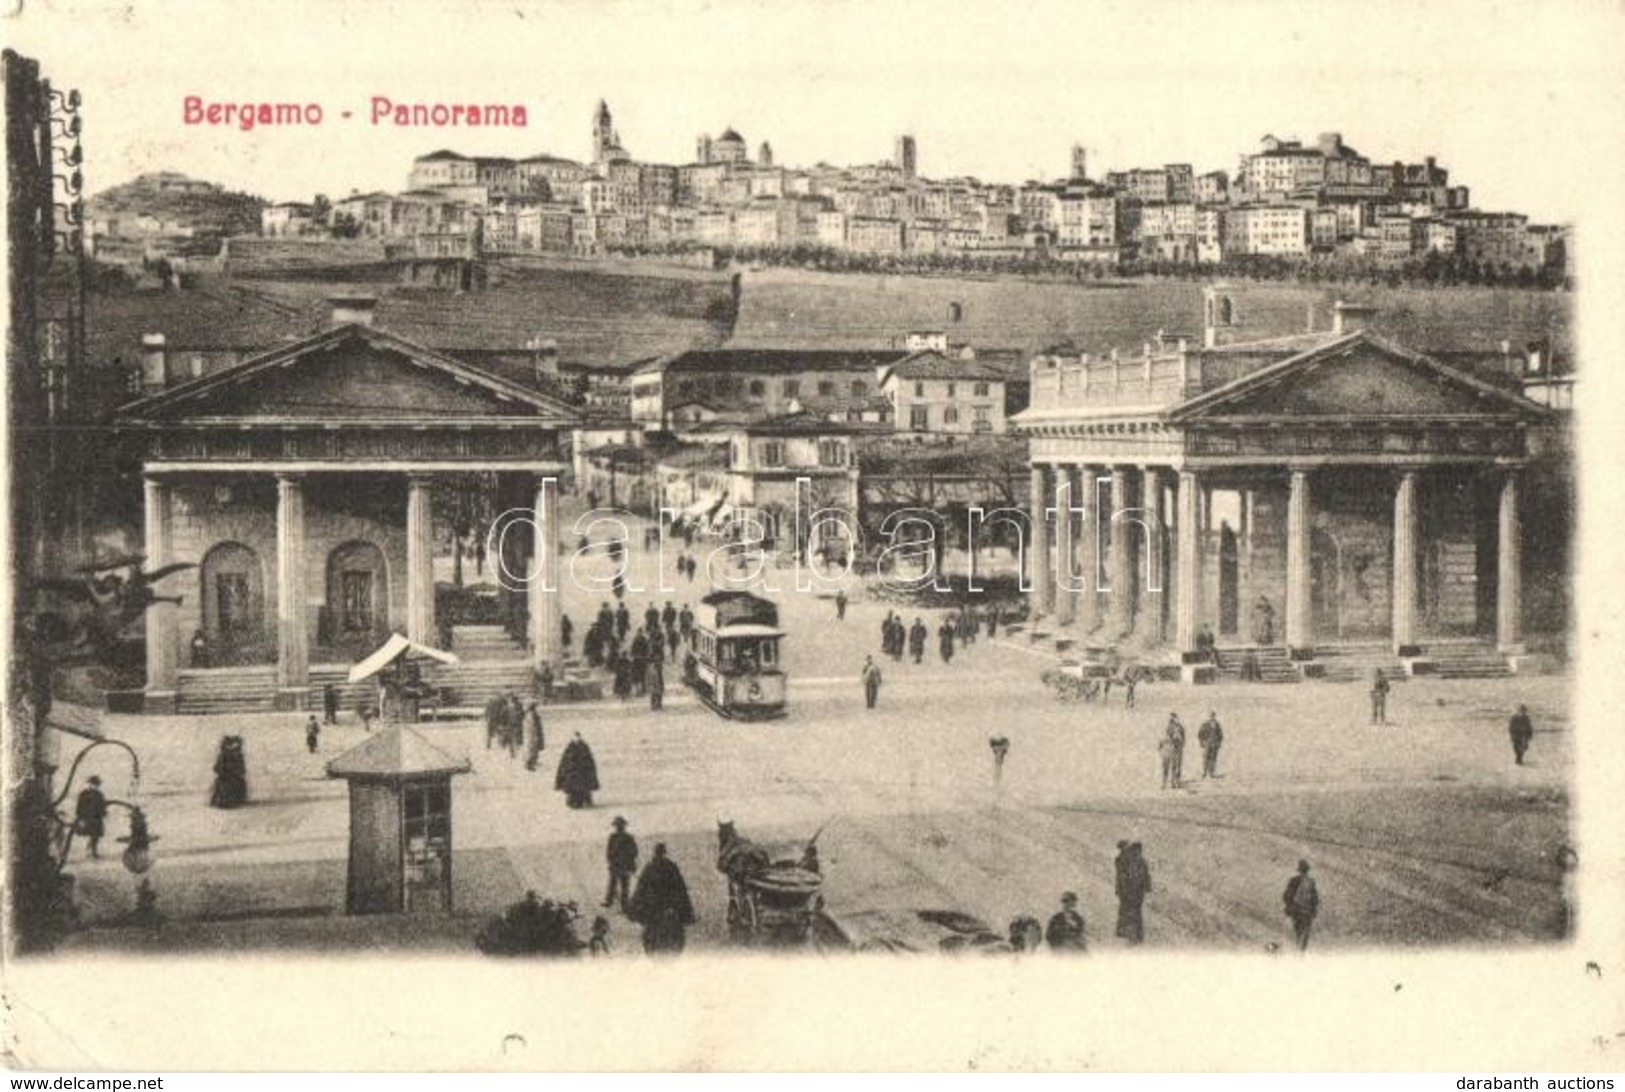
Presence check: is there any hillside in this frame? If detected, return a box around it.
[87,172,265,236]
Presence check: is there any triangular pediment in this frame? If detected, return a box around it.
[119,324,579,426]
[1171,333,1550,423]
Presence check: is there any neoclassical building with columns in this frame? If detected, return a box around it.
[1010,290,1566,681]
[117,309,579,712]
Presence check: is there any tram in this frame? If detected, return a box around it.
[683,591,787,719]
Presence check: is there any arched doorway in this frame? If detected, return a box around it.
[1310,526,1342,640]
[200,541,268,665]
[325,541,390,661]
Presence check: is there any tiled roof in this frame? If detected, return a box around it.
[655,348,902,375]
[327,725,471,779]
[882,350,1008,382]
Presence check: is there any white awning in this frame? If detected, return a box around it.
[346,633,460,683]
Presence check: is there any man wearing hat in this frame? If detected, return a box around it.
[1282,859,1320,952]
[1045,891,1087,952]
[74,775,108,860]
[603,816,639,913]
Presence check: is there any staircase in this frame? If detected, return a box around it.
[423,660,536,708]
[1425,642,1512,679]
[448,625,526,662]
[1313,643,1410,684]
[308,666,374,712]
[1213,646,1300,684]
[176,667,279,715]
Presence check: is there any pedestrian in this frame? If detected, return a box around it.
[644,603,661,634]
[1370,668,1390,725]
[1283,859,1320,952]
[1114,841,1152,945]
[555,732,600,809]
[1045,892,1087,952]
[861,655,883,710]
[1509,704,1534,765]
[504,693,524,758]
[561,614,574,652]
[534,661,555,704]
[679,603,694,642]
[835,589,848,621]
[647,656,665,711]
[989,735,1010,785]
[1167,713,1187,784]
[1124,672,1138,710]
[909,617,927,664]
[1197,711,1223,778]
[615,602,630,642]
[522,699,546,771]
[602,816,639,913]
[322,683,339,725]
[938,618,956,664]
[210,736,248,808]
[305,714,321,754]
[74,775,108,860]
[662,600,677,636]
[628,843,697,955]
[484,693,508,750]
[189,627,209,668]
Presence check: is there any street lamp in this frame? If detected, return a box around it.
[47,738,157,875]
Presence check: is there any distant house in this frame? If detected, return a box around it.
[879,350,1009,435]
[261,202,317,237]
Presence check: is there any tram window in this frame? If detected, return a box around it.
[759,641,777,667]
[717,641,735,669]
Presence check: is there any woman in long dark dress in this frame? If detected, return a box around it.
[628,843,696,954]
[210,735,248,809]
[554,733,600,808]
[1114,841,1152,944]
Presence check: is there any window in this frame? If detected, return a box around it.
[944,407,960,425]
[747,379,766,398]
[974,382,990,396]
[909,406,929,431]
[946,383,956,398]
[783,379,800,398]
[914,381,925,398]
[761,441,784,467]
[817,380,835,397]
[818,439,845,467]
[851,380,867,397]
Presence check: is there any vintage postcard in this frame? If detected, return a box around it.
[3,0,1623,1073]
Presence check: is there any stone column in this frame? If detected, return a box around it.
[1053,467,1076,626]
[528,474,561,667]
[1109,466,1136,635]
[1028,465,1052,615]
[1285,468,1314,654]
[1141,466,1166,642]
[1497,469,1523,652]
[406,475,437,647]
[275,474,309,700]
[1392,469,1419,654]
[1175,470,1202,653]
[1076,465,1102,633]
[143,476,178,698]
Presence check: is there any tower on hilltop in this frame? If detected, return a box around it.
[1070,143,1088,181]
[895,134,917,180]
[593,99,614,164]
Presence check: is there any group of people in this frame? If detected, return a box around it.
[1035,848,1321,953]
[1157,711,1225,789]
[877,604,999,668]
[484,690,548,770]
[596,815,697,955]
[580,600,697,708]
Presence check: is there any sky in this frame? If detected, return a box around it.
[10,0,1625,223]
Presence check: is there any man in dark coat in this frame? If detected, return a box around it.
[210,736,248,809]
[1197,712,1224,778]
[1509,704,1534,765]
[74,776,108,859]
[679,604,694,641]
[603,816,639,913]
[909,618,928,664]
[662,601,678,635]
[561,614,573,652]
[522,700,546,771]
[647,656,665,711]
[484,694,509,750]
[322,683,339,725]
[880,612,895,655]
[644,603,661,633]
[1114,841,1152,945]
[938,619,956,664]
[1283,859,1320,952]
[615,603,631,642]
[1370,668,1390,725]
[861,655,883,710]
[1045,891,1086,952]
[628,842,697,954]
[555,733,601,808]
[835,589,847,621]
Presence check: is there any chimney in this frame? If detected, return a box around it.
[141,333,168,393]
[329,295,378,327]
[533,337,560,381]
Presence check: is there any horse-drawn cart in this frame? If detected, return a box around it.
[716,821,829,946]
